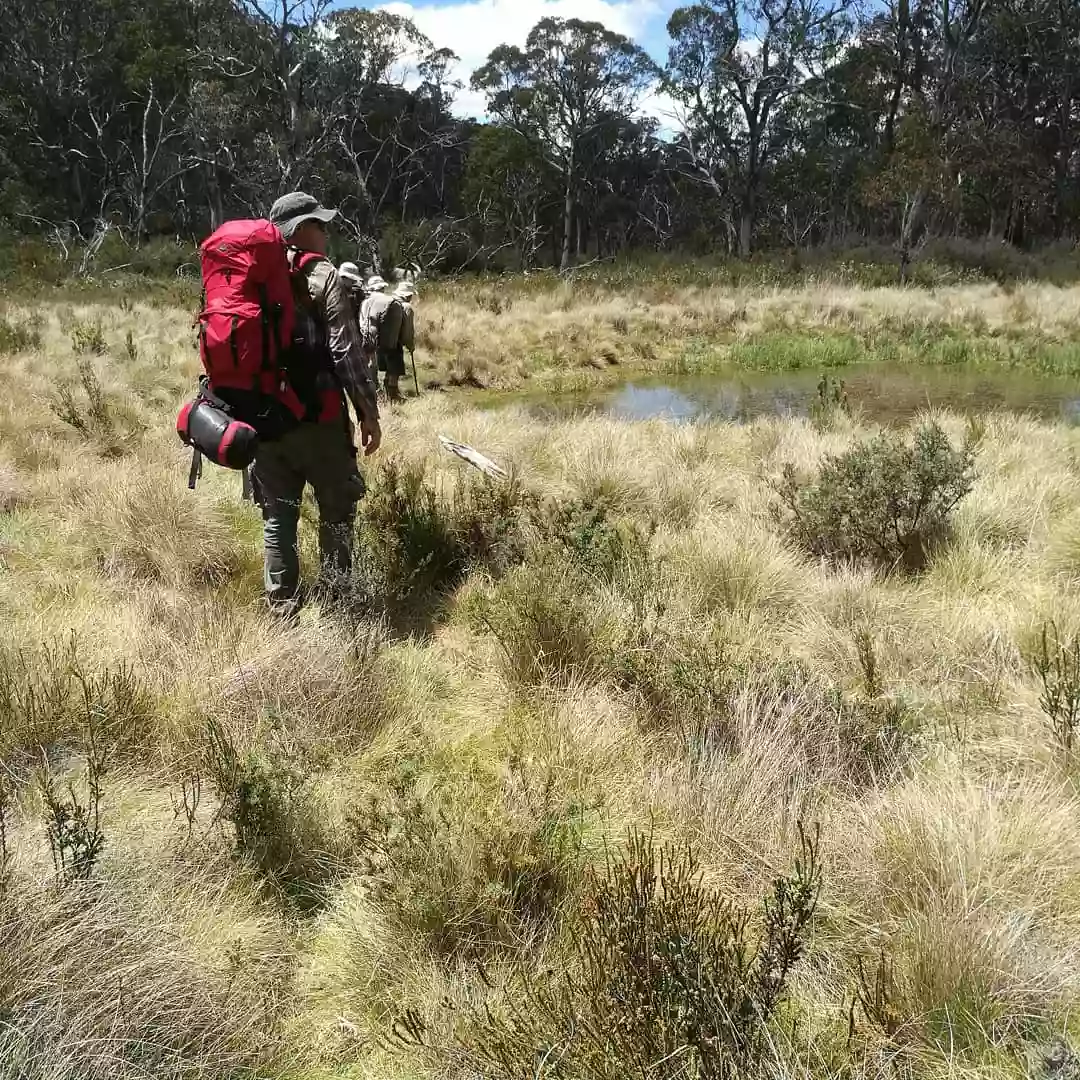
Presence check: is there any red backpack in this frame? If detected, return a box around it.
[178,219,308,485]
[195,219,306,417]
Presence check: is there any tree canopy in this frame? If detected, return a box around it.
[2,0,1078,271]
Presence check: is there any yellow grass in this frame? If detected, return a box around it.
[412,279,1080,389]
[1,288,1080,1079]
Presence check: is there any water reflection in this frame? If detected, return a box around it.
[521,366,1080,426]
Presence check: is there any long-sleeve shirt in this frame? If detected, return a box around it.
[292,253,380,425]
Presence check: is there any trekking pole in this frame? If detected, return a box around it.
[409,348,419,397]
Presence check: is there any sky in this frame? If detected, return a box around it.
[347,0,884,128]
[366,0,681,123]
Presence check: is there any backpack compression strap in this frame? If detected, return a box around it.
[188,447,203,491]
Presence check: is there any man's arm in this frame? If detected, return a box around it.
[309,261,380,430]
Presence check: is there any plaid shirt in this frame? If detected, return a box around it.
[291,252,380,425]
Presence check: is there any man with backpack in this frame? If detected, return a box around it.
[360,275,405,401]
[183,193,381,613]
[253,191,381,611]
[337,261,365,315]
[393,281,417,394]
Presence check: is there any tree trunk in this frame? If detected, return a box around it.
[560,156,574,271]
[738,197,754,258]
[1054,75,1074,238]
[884,0,910,154]
[206,166,224,230]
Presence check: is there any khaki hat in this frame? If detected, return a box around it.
[366,275,389,292]
[338,261,363,285]
[269,191,338,239]
[394,282,416,301]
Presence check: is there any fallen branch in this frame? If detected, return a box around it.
[438,435,507,479]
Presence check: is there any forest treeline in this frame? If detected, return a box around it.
[3,0,1078,274]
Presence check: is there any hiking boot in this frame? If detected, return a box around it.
[266,586,305,621]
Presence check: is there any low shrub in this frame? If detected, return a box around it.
[423,825,821,1080]
[0,635,156,764]
[810,373,851,432]
[533,494,638,581]
[1031,622,1080,757]
[70,319,107,355]
[352,459,533,619]
[775,421,976,572]
[0,315,41,355]
[51,356,116,444]
[204,720,339,908]
[348,754,586,958]
[733,656,912,790]
[613,616,909,787]
[475,553,612,688]
[613,621,734,750]
[452,468,535,576]
[39,716,108,887]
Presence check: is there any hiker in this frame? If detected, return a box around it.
[338,261,365,313]
[393,281,416,391]
[251,191,382,611]
[360,275,405,401]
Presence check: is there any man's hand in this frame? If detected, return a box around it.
[360,418,381,456]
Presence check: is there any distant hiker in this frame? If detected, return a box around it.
[338,261,365,313]
[338,260,363,286]
[360,275,405,401]
[393,281,417,394]
[252,191,381,612]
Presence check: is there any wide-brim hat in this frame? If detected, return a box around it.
[394,283,416,300]
[269,191,338,239]
[366,275,389,291]
[338,261,363,285]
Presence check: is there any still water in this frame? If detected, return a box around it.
[516,365,1080,425]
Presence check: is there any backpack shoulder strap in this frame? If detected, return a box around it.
[289,248,325,273]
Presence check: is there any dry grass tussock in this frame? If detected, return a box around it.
[414,279,1080,389]
[1,296,1080,1080]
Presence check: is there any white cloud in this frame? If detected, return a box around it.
[376,0,666,121]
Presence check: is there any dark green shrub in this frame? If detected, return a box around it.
[353,459,532,618]
[775,422,976,572]
[452,469,535,576]
[810,373,851,432]
[0,635,155,765]
[424,825,821,1080]
[35,661,120,887]
[534,495,632,581]
[612,623,735,751]
[40,727,107,887]
[51,356,115,442]
[736,656,911,790]
[356,458,463,608]
[613,622,908,787]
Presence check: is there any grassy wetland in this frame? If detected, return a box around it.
[2,258,1080,1080]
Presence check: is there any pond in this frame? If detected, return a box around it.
[514,365,1080,426]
